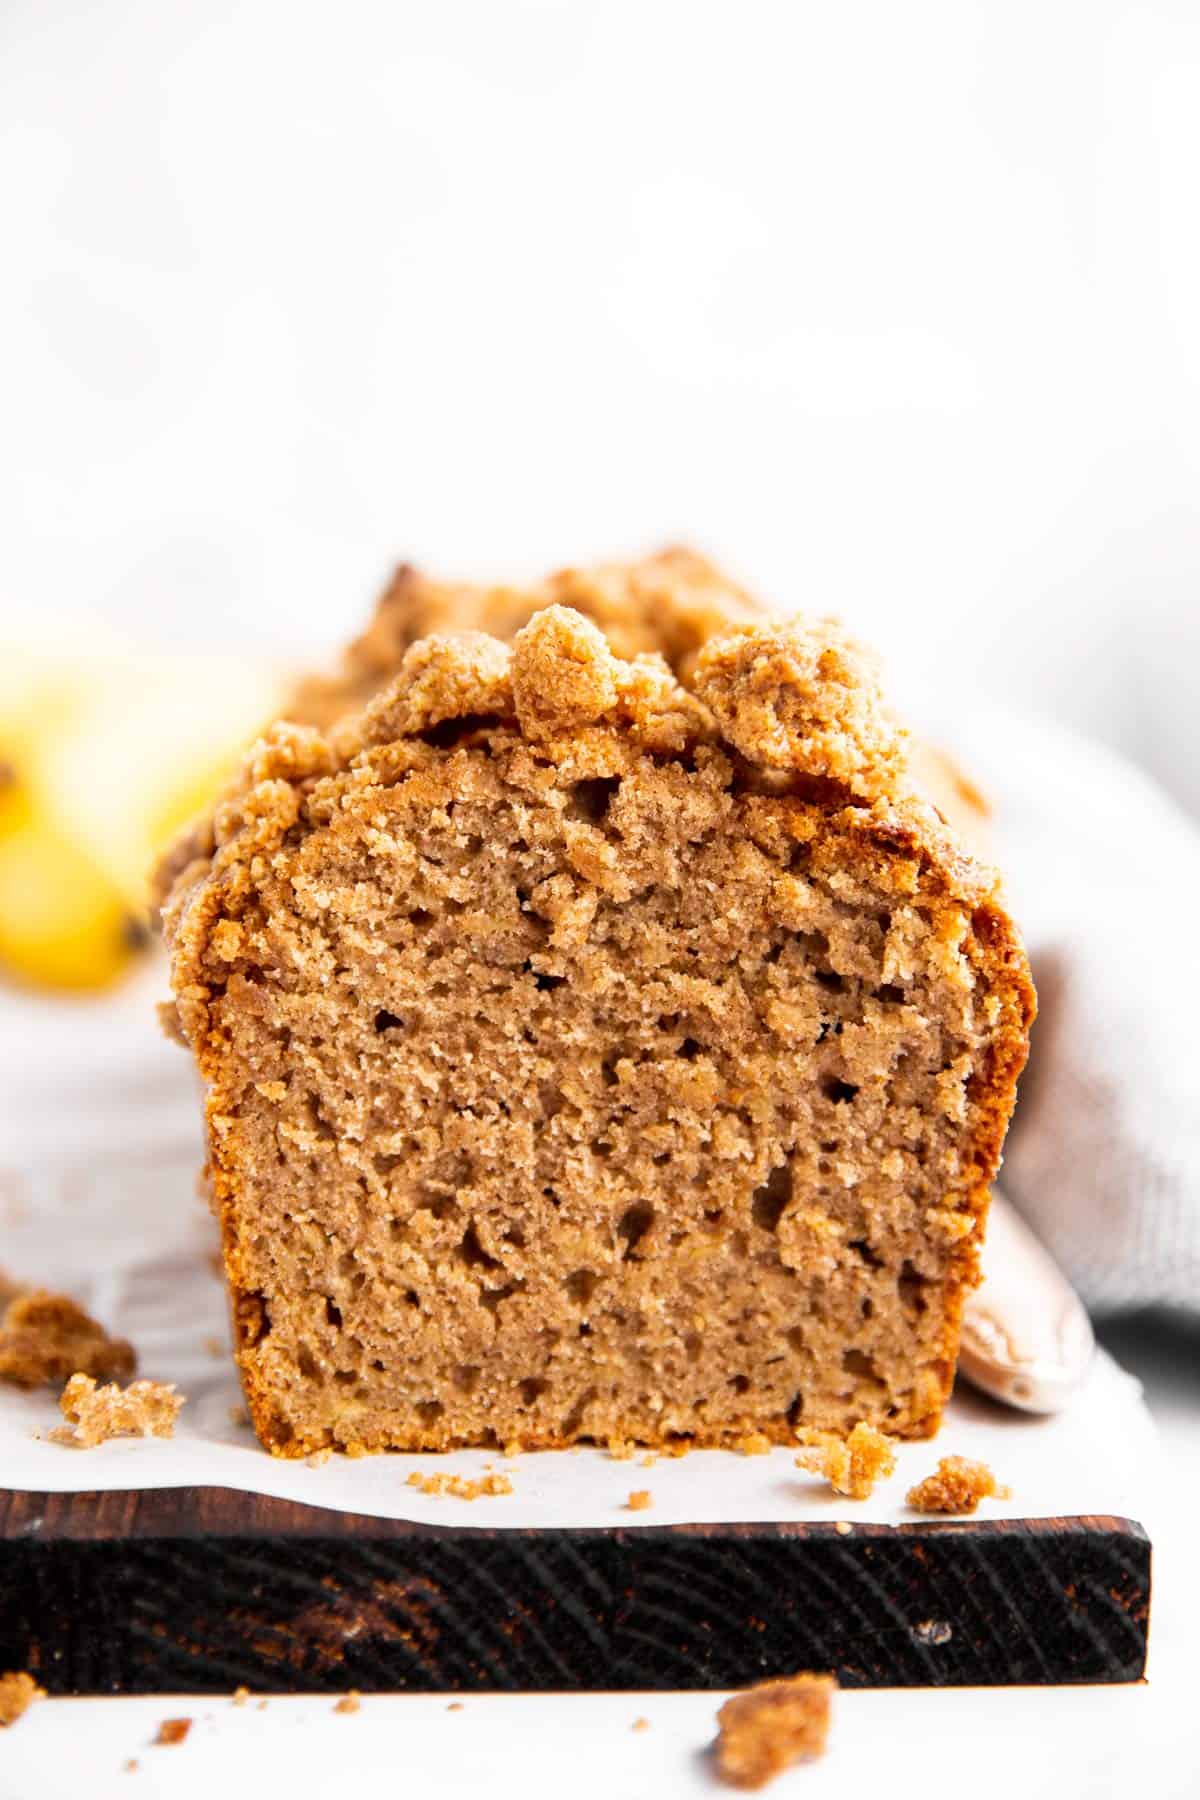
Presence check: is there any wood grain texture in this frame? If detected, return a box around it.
[0,1489,1149,1694]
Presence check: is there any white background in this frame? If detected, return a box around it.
[2,0,1199,807]
[3,5,1199,1796]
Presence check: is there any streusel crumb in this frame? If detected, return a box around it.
[795,1421,897,1499]
[0,1671,45,1728]
[714,1673,836,1788]
[0,1288,135,1390]
[906,1455,1009,1514]
[50,1374,183,1448]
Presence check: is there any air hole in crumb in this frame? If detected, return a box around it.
[786,1327,807,1355]
[417,1400,444,1425]
[520,1377,548,1408]
[569,776,620,822]
[480,1279,523,1313]
[506,1224,526,1249]
[822,1076,859,1104]
[458,1222,501,1271]
[848,1238,884,1270]
[729,1374,750,1395]
[601,1058,620,1087]
[454,1365,481,1395]
[898,1260,929,1312]
[374,1009,405,1033]
[565,1269,599,1306]
[417,1193,459,1221]
[578,1321,592,1338]
[404,1288,421,1309]
[534,970,566,992]
[787,1393,805,1427]
[704,1208,724,1228]
[333,1370,356,1387]
[561,1387,597,1436]
[815,969,846,993]
[325,1298,343,1330]
[862,1298,875,1320]
[678,1037,702,1061]
[684,1332,703,1363]
[877,984,906,1005]
[751,1162,791,1233]
[617,1202,655,1259]
[297,1346,319,1380]
[843,1348,881,1381]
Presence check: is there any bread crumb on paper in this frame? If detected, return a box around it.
[795,1421,897,1499]
[0,1671,45,1728]
[49,1374,183,1448]
[231,1687,250,1707]
[334,1691,361,1715]
[0,1287,135,1390]
[906,1455,1009,1515]
[153,1717,192,1747]
[632,1716,650,1733]
[714,1673,836,1788]
[626,1489,653,1511]
[405,1471,513,1499]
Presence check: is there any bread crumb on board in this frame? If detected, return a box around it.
[231,1687,251,1706]
[49,1374,183,1448]
[906,1455,1010,1515]
[714,1673,836,1789]
[626,1489,653,1511]
[0,1670,45,1728]
[632,1716,650,1733]
[333,1691,361,1715]
[795,1421,897,1499]
[153,1717,192,1746]
[0,1287,135,1390]
[405,1471,513,1499]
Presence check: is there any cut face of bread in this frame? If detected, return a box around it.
[162,559,1034,1458]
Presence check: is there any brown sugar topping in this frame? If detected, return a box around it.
[714,1673,836,1788]
[158,550,1034,1461]
[0,1288,135,1390]
[0,1671,45,1729]
[906,1455,1010,1514]
[49,1374,183,1448]
[795,1421,898,1499]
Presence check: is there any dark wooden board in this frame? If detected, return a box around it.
[0,1488,1149,1694]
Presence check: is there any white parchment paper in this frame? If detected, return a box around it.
[0,962,1155,1529]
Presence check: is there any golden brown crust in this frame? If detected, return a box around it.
[161,554,1034,1461]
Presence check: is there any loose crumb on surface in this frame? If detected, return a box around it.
[626,1488,653,1511]
[231,1687,250,1707]
[834,1521,852,1536]
[0,1287,136,1390]
[714,1673,836,1789]
[405,1471,513,1499]
[795,1421,897,1500]
[906,1455,1010,1515]
[333,1691,361,1715]
[632,1716,650,1733]
[0,1670,45,1728]
[123,1759,139,1773]
[153,1717,192,1747]
[306,1448,333,1468]
[447,1702,464,1713]
[256,1699,269,1712]
[607,1438,635,1461]
[49,1374,183,1448]
[639,1453,658,1468]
